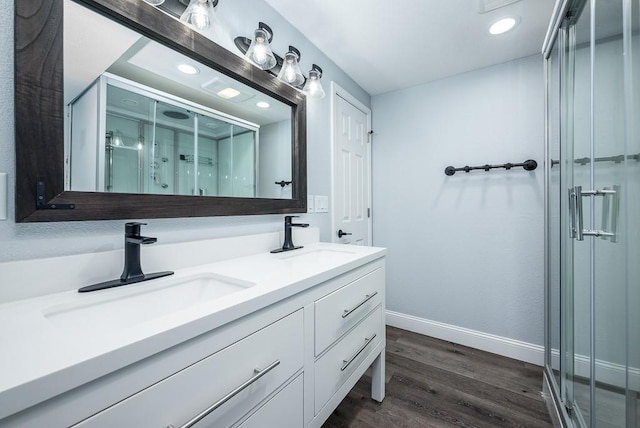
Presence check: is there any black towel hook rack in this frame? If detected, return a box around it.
[444,159,537,176]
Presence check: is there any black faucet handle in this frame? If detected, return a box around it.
[284,215,300,225]
[125,222,148,237]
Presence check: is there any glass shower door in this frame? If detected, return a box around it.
[562,0,634,426]
[560,2,591,423]
[592,0,628,425]
[546,1,639,426]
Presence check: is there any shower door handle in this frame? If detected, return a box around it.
[568,188,577,239]
[572,186,616,241]
[574,186,584,241]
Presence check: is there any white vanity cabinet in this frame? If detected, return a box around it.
[314,267,385,356]
[238,374,304,428]
[307,263,386,427]
[0,246,385,428]
[74,310,304,428]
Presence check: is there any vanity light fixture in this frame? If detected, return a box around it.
[177,63,200,75]
[302,64,325,99]
[180,0,217,31]
[244,22,278,70]
[256,101,270,108]
[489,17,518,34]
[234,24,325,92]
[277,46,305,87]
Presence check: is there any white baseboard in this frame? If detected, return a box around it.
[385,310,640,391]
[550,349,640,391]
[386,310,544,365]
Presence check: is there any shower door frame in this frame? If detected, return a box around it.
[544,2,572,426]
[544,0,636,427]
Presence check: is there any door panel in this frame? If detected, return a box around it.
[333,95,370,245]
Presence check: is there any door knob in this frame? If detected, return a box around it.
[337,229,352,238]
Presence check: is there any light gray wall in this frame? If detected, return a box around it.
[371,55,545,345]
[0,0,369,264]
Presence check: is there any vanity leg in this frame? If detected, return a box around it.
[370,349,385,402]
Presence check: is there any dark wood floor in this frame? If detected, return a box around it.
[323,326,553,428]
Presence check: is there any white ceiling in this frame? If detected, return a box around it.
[264,0,557,95]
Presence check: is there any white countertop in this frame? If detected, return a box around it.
[0,242,385,419]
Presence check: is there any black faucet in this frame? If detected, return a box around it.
[121,222,158,281]
[271,216,309,253]
[78,222,174,292]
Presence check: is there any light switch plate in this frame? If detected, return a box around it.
[314,195,329,213]
[307,195,314,213]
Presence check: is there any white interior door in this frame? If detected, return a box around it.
[331,84,371,245]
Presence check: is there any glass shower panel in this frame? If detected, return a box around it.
[217,123,233,197]
[196,134,218,196]
[153,103,195,196]
[146,124,176,195]
[547,34,562,389]
[546,1,639,426]
[592,1,628,425]
[105,114,144,193]
[563,2,592,424]
[627,1,640,425]
[217,125,257,197]
[232,128,256,198]
[196,113,219,197]
[105,84,156,193]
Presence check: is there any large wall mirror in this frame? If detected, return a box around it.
[15,0,307,222]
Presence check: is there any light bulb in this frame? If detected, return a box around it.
[246,27,277,70]
[144,0,165,5]
[180,0,214,31]
[253,39,268,64]
[277,48,304,86]
[303,66,325,99]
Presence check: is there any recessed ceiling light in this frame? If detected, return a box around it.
[217,88,241,99]
[121,98,139,106]
[256,101,270,109]
[489,17,518,35]
[177,64,200,75]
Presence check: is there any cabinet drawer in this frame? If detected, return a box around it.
[314,267,384,355]
[314,305,383,413]
[237,373,303,428]
[74,310,303,428]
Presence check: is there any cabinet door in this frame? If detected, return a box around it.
[237,374,303,428]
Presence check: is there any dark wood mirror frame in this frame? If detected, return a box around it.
[15,0,307,222]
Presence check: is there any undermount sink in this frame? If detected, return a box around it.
[275,247,357,264]
[42,273,255,333]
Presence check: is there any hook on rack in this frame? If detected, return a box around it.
[444,159,537,176]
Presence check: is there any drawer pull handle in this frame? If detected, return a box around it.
[341,334,377,372]
[342,292,378,318]
[174,359,280,428]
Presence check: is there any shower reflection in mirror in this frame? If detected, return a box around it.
[68,75,272,198]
